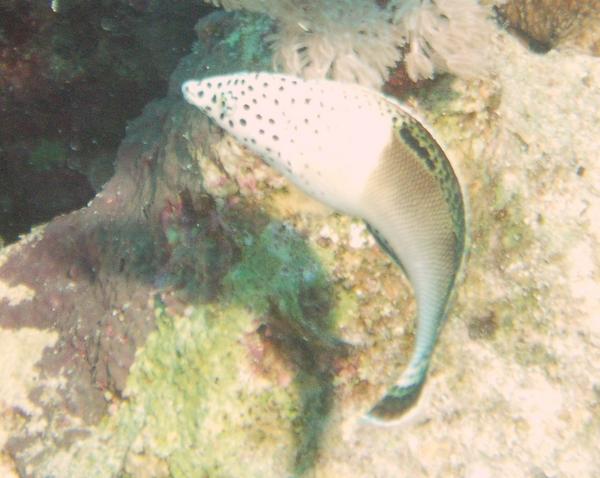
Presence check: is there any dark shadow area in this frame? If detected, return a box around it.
[0,0,213,243]
[223,220,349,475]
[268,300,348,476]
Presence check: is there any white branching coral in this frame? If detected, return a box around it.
[205,0,496,87]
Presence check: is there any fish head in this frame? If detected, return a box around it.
[181,72,394,214]
[182,77,240,129]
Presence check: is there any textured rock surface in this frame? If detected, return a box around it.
[1,7,599,478]
[497,0,600,54]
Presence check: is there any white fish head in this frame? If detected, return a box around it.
[181,72,301,166]
[182,77,240,128]
[181,72,394,214]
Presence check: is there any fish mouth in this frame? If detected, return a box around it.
[182,79,238,120]
[181,80,204,107]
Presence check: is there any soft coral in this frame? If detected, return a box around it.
[204,0,495,86]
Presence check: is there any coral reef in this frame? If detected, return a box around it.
[1,3,599,478]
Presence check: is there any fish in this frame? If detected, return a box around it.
[181,72,466,424]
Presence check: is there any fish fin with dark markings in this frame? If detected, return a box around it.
[366,380,425,423]
[365,221,408,276]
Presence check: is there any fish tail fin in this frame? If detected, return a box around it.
[363,359,429,425]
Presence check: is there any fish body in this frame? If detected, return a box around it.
[182,72,466,423]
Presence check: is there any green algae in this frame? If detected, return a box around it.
[126,221,344,477]
[53,300,299,477]
[222,13,273,68]
[124,301,298,477]
[514,341,557,368]
[223,221,345,476]
[224,221,335,340]
[48,219,347,477]
[331,289,361,330]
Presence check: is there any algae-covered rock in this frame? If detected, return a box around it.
[38,303,298,477]
[29,218,350,477]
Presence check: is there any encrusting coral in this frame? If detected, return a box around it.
[497,0,600,55]
[205,0,496,85]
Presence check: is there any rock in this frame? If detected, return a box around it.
[497,0,600,55]
[0,0,208,242]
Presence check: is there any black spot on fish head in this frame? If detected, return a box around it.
[182,78,244,126]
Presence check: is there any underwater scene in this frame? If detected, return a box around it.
[0,1,599,477]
